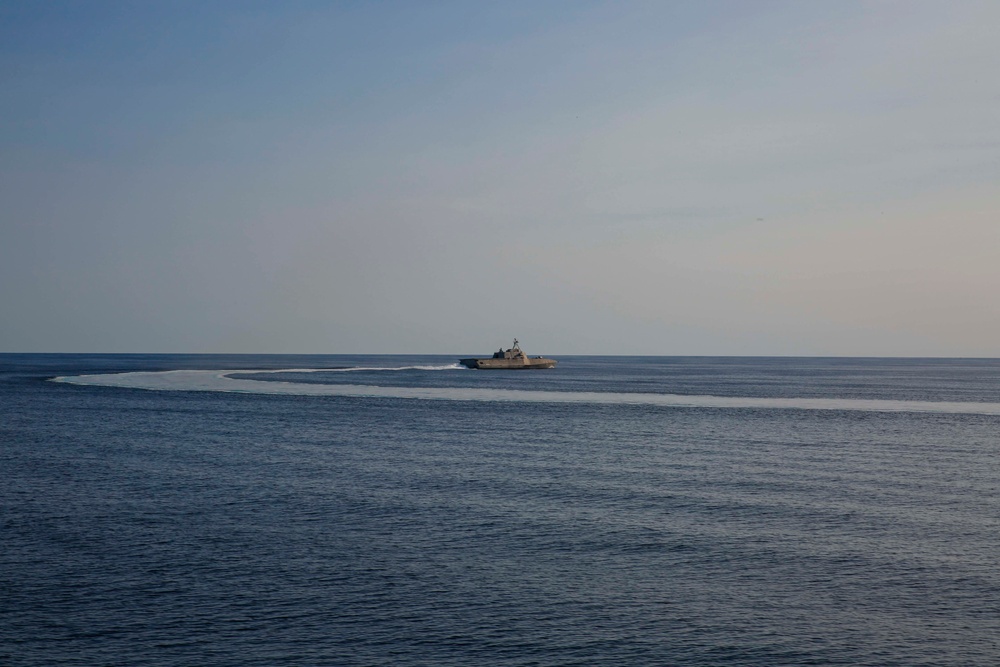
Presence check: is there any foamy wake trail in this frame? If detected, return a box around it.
[249,363,466,373]
[51,369,1000,415]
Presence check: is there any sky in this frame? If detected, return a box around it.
[2,0,999,355]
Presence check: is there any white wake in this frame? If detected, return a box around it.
[247,363,465,373]
[51,368,1000,415]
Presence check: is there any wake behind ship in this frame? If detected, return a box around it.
[460,338,557,370]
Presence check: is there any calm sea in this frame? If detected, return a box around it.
[2,354,999,666]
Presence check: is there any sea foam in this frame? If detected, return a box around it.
[52,368,1000,415]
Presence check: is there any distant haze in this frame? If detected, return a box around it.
[2,1,998,355]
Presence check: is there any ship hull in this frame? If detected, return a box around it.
[459,358,557,370]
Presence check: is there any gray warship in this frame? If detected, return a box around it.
[460,338,557,370]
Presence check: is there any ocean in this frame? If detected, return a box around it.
[2,354,999,666]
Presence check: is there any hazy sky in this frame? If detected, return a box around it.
[2,1,998,355]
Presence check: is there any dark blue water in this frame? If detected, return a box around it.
[3,355,999,666]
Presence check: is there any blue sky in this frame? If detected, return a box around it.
[2,1,998,354]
